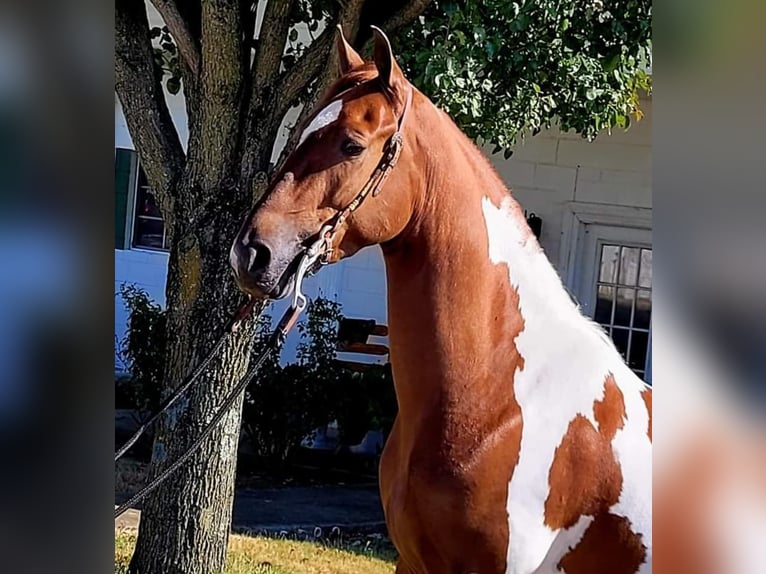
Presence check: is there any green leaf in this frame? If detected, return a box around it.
[166,76,181,95]
[289,28,298,42]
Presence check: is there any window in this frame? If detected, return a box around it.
[564,205,652,383]
[131,163,170,251]
[594,244,652,379]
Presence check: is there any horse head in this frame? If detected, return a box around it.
[230,26,418,300]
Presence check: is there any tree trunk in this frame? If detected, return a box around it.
[128,173,258,574]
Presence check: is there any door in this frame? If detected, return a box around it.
[574,224,652,383]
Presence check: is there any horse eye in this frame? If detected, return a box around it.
[341,139,365,157]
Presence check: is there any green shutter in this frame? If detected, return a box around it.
[114,149,134,249]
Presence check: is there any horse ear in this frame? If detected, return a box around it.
[336,25,364,75]
[371,26,407,103]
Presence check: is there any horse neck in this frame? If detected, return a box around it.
[382,99,584,431]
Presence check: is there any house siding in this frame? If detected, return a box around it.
[488,98,652,272]
[114,91,651,367]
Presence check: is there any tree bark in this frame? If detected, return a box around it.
[128,162,259,574]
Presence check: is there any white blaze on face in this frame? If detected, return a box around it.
[298,99,343,147]
[480,196,652,573]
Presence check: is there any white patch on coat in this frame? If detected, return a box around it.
[298,99,343,146]
[535,515,593,571]
[480,196,652,574]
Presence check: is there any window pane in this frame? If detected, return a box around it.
[599,245,619,283]
[635,289,652,329]
[614,288,635,327]
[135,188,162,219]
[594,285,614,324]
[638,249,652,288]
[134,217,165,249]
[612,327,629,360]
[630,331,649,371]
[619,247,640,286]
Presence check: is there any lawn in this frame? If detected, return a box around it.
[115,531,396,574]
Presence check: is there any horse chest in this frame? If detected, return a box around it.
[379,409,522,573]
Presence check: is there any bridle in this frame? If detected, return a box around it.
[251,81,414,333]
[114,83,413,520]
[283,83,414,320]
[318,83,414,258]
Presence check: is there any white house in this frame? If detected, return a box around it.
[115,7,652,381]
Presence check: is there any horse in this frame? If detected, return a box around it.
[230,26,652,574]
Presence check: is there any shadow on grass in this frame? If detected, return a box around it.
[115,529,398,574]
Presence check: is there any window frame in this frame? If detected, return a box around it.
[129,159,171,253]
[560,202,653,383]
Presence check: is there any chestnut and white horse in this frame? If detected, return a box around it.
[231,27,652,574]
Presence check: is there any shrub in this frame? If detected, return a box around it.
[116,284,399,466]
[241,297,344,465]
[117,284,166,412]
[333,364,397,448]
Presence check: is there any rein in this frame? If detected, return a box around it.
[114,256,314,520]
[114,85,413,521]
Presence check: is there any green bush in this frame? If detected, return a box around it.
[241,297,345,465]
[117,284,166,412]
[117,284,399,465]
[334,364,397,447]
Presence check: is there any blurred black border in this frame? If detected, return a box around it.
[0,1,115,573]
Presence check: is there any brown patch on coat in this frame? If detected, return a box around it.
[558,513,647,573]
[594,374,626,440]
[544,374,626,529]
[641,387,652,442]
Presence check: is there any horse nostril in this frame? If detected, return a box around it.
[244,240,272,274]
[230,236,274,289]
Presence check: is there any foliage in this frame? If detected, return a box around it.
[294,297,397,448]
[241,296,345,465]
[117,284,166,412]
[150,26,182,95]
[395,0,652,155]
[116,285,396,465]
[333,365,397,447]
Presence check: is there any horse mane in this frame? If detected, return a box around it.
[323,66,626,365]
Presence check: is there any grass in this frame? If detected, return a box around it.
[115,531,396,574]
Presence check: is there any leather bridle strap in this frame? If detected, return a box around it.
[321,85,414,250]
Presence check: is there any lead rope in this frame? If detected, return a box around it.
[114,298,260,463]
[115,240,323,520]
[115,325,283,519]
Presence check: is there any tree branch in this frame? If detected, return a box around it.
[375,0,432,35]
[270,25,335,126]
[270,0,365,138]
[251,0,295,94]
[190,0,246,193]
[115,0,185,218]
[150,0,201,73]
